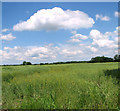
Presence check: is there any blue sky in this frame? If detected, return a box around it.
[1,2,119,64]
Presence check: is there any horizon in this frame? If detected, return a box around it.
[1,55,117,65]
[1,2,119,64]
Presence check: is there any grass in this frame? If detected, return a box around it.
[2,62,119,109]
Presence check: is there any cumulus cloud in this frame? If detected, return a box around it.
[2,28,10,32]
[90,29,117,48]
[13,7,95,31]
[68,31,88,43]
[1,45,58,64]
[68,38,81,43]
[0,33,16,41]
[72,34,88,40]
[1,27,119,64]
[61,49,83,55]
[114,11,120,18]
[1,41,118,64]
[96,14,110,21]
[87,46,98,52]
[1,44,86,64]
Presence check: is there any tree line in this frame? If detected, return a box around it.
[22,54,120,65]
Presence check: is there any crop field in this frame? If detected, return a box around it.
[2,62,119,109]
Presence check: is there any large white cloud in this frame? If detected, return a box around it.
[1,42,117,64]
[13,7,95,31]
[0,33,16,41]
[69,28,118,49]
[1,45,58,64]
[1,44,86,64]
[90,29,117,48]
[96,14,110,21]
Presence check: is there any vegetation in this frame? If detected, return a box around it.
[24,54,120,65]
[2,55,119,66]
[2,62,119,109]
[23,61,32,65]
[89,56,114,63]
[114,54,120,62]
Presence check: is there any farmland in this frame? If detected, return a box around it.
[2,62,119,109]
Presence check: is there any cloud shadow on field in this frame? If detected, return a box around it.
[103,68,120,109]
[104,68,120,83]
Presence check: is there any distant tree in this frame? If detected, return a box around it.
[23,61,32,65]
[26,62,32,65]
[90,56,113,63]
[114,54,120,62]
[40,63,44,65]
[23,61,27,65]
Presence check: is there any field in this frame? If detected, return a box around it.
[2,62,119,109]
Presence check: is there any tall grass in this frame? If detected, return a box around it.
[2,62,119,109]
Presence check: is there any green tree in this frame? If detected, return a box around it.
[23,61,32,65]
[90,56,113,63]
[26,62,32,65]
[114,54,120,62]
[23,61,27,65]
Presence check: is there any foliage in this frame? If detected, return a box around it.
[114,54,120,62]
[89,56,113,63]
[2,62,119,109]
[23,61,32,65]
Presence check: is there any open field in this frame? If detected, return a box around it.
[2,62,119,109]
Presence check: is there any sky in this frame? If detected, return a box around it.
[1,2,119,64]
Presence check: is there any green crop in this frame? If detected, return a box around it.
[2,62,119,109]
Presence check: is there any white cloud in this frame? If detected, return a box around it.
[61,49,83,55]
[115,36,120,43]
[68,31,88,43]
[24,47,48,57]
[1,27,119,64]
[2,28,9,32]
[114,11,120,18]
[71,31,77,35]
[88,46,98,52]
[13,7,95,31]
[72,34,88,40]
[68,38,81,43]
[0,33,16,41]
[1,44,85,64]
[96,14,110,21]
[92,38,114,47]
[2,45,59,64]
[1,41,117,64]
[4,47,11,50]
[90,29,117,48]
